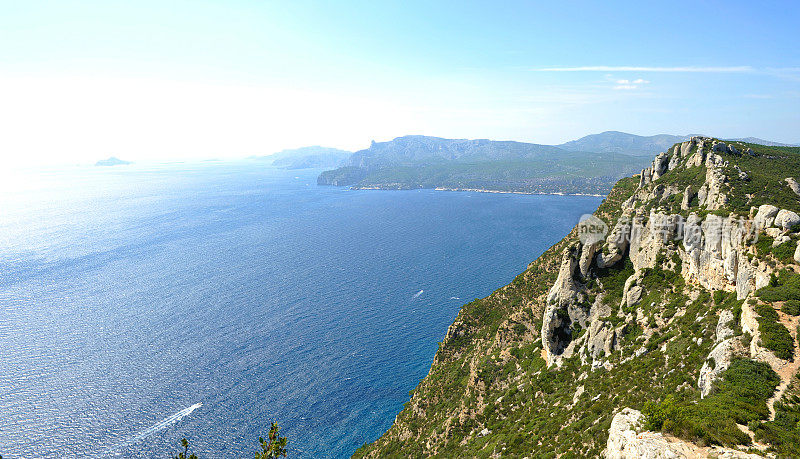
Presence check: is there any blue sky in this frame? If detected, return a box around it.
[1,0,798,165]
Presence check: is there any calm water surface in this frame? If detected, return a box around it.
[0,161,601,457]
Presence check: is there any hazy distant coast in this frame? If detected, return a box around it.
[350,184,605,197]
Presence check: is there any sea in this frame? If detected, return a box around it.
[0,161,602,457]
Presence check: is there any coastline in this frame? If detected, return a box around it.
[349,185,605,198]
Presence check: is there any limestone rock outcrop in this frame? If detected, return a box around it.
[605,408,689,459]
[774,209,800,231]
[698,332,746,398]
[605,408,764,459]
[680,186,694,210]
[754,205,779,229]
[786,177,800,196]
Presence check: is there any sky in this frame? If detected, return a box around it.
[1,0,799,167]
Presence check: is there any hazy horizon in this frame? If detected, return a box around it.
[1,1,798,169]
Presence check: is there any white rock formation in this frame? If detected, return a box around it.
[606,408,764,458]
[698,338,743,398]
[774,209,800,231]
[754,205,779,229]
[605,408,691,458]
[786,177,800,197]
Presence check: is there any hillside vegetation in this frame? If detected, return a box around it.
[355,137,800,458]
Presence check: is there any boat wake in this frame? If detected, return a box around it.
[109,403,202,453]
[412,290,424,299]
[131,403,202,443]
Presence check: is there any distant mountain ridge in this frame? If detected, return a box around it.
[347,135,566,166]
[318,135,651,195]
[255,146,351,169]
[558,131,692,156]
[728,137,798,147]
[314,132,794,195]
[559,131,797,156]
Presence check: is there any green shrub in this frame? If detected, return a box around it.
[755,235,776,257]
[713,290,726,305]
[757,270,800,303]
[643,395,684,431]
[755,303,795,361]
[596,258,634,306]
[771,240,797,264]
[754,376,800,457]
[643,359,779,447]
[783,300,800,316]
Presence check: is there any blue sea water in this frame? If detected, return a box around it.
[0,161,602,458]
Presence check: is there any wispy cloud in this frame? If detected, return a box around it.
[532,66,754,73]
[764,67,800,82]
[613,78,650,90]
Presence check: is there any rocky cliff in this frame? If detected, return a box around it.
[355,138,800,458]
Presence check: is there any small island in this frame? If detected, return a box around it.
[95,157,132,167]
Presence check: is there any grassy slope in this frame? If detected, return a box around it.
[355,142,800,458]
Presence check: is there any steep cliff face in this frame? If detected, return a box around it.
[355,139,800,458]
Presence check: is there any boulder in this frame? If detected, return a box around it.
[625,284,643,308]
[774,209,800,231]
[785,177,800,197]
[754,204,779,229]
[794,243,800,264]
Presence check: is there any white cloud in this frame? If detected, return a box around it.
[532,66,754,73]
[613,78,650,90]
